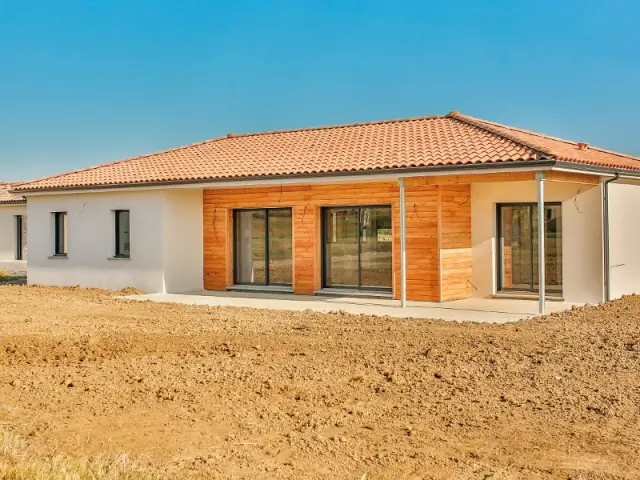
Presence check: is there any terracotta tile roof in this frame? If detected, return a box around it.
[15,112,640,192]
[0,183,26,204]
[453,112,640,171]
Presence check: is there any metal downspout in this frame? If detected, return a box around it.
[398,178,407,307]
[603,173,620,302]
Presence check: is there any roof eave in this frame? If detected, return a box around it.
[552,160,640,177]
[17,159,640,196]
[16,159,565,194]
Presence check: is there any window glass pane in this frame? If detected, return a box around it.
[55,212,67,255]
[532,206,563,292]
[499,205,562,293]
[236,210,266,284]
[268,209,293,284]
[500,206,533,290]
[359,207,393,288]
[15,216,23,260]
[324,208,359,287]
[117,211,130,256]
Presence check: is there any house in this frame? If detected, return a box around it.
[0,183,27,272]
[11,111,640,310]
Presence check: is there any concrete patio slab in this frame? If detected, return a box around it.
[123,290,582,323]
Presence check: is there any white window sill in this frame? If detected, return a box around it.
[108,256,131,261]
[47,255,68,260]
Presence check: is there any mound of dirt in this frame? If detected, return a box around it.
[119,286,145,296]
[0,285,639,479]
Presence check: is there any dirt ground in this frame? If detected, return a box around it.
[0,286,639,479]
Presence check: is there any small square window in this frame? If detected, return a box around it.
[53,212,68,256]
[115,210,130,258]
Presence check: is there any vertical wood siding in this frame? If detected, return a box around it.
[439,185,473,301]
[203,179,473,301]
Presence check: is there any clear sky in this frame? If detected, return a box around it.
[1,0,639,181]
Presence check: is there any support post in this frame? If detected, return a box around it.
[398,178,407,308]
[536,172,546,315]
[602,174,620,302]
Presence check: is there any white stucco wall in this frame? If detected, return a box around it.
[27,189,203,293]
[607,182,640,300]
[471,181,604,304]
[163,189,204,293]
[0,204,27,272]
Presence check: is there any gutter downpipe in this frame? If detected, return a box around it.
[603,173,620,302]
[398,178,407,308]
[536,172,546,315]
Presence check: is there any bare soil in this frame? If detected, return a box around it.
[0,285,639,479]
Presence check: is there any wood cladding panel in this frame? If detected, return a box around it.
[203,179,471,302]
[203,182,407,296]
[439,185,473,301]
[403,184,439,300]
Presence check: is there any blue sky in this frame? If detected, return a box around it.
[0,0,638,181]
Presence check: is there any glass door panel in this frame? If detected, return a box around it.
[359,207,393,288]
[500,206,533,290]
[324,208,359,287]
[268,209,293,285]
[235,210,266,284]
[532,205,563,292]
[323,206,393,290]
[499,204,562,293]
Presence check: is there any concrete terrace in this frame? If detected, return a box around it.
[123,291,581,324]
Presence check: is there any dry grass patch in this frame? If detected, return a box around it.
[0,428,157,480]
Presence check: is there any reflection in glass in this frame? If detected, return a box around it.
[236,210,266,284]
[268,209,293,284]
[116,210,130,257]
[499,204,562,293]
[359,207,392,288]
[323,206,392,290]
[324,208,359,287]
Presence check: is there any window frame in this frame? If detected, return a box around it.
[15,215,23,261]
[321,204,393,292]
[53,211,67,257]
[233,207,293,287]
[114,210,131,258]
[495,202,562,293]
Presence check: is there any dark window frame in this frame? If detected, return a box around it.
[53,212,67,256]
[496,202,562,293]
[15,215,23,261]
[321,204,393,292]
[233,207,293,287]
[114,210,131,258]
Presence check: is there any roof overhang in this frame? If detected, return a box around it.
[15,159,636,197]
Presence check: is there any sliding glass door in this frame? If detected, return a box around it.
[497,203,562,293]
[323,206,392,291]
[234,208,292,286]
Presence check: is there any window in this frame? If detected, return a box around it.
[115,210,130,258]
[15,215,23,260]
[234,208,292,286]
[323,206,392,291]
[53,212,68,256]
[497,203,562,294]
